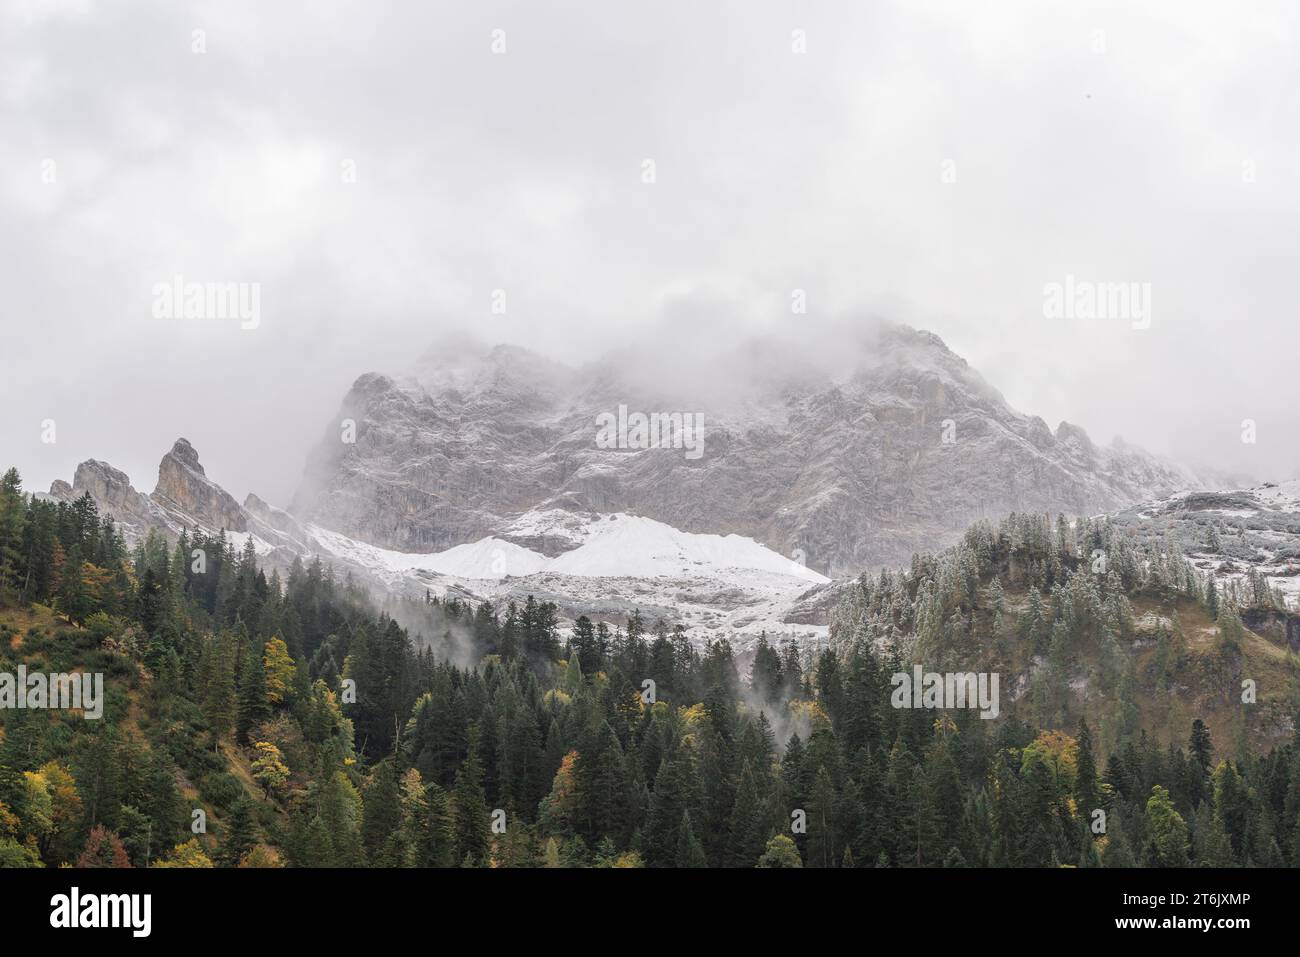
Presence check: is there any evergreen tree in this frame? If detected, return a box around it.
[361,760,404,866]
[674,810,707,868]
[451,728,491,866]
[221,798,260,867]
[236,642,271,743]
[1145,785,1190,867]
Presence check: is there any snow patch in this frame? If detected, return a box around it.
[306,525,548,581]
[547,513,829,583]
[302,512,831,642]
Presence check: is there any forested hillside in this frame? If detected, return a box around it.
[1,466,1298,868]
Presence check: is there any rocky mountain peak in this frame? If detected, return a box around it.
[166,437,205,475]
[350,373,399,399]
[291,323,1210,575]
[75,459,137,500]
[1054,421,1099,466]
[152,438,247,532]
[48,458,163,538]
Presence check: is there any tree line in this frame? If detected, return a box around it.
[1,469,1298,867]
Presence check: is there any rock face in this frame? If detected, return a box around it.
[46,439,836,643]
[151,438,247,532]
[50,439,248,537]
[48,459,166,538]
[291,324,1208,576]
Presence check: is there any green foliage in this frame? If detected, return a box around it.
[1,470,1298,870]
[757,834,803,868]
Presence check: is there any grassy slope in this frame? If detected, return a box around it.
[0,603,281,861]
[989,582,1300,754]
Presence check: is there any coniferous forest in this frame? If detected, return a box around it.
[1,465,1298,870]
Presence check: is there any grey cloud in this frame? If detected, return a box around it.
[2,0,1297,505]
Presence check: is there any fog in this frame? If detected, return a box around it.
[3,0,1298,507]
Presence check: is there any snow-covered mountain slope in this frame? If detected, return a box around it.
[307,511,824,585]
[1114,480,1300,611]
[303,511,832,645]
[305,525,550,583]
[291,323,1217,576]
[522,512,825,582]
[47,442,832,644]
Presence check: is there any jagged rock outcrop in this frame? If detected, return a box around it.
[151,438,247,532]
[47,459,167,538]
[291,324,1208,575]
[49,439,248,538]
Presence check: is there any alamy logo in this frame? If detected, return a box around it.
[1043,274,1151,330]
[50,887,151,937]
[0,667,103,719]
[151,274,261,329]
[890,666,1000,720]
[595,405,705,460]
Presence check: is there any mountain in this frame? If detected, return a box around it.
[292,323,1210,576]
[830,507,1300,755]
[49,439,248,536]
[48,459,167,540]
[1111,479,1300,648]
[151,438,248,533]
[47,440,301,568]
[44,321,1229,645]
[47,442,832,645]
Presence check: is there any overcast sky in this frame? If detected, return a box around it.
[3,0,1298,506]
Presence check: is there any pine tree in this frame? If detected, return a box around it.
[575,721,630,845]
[1102,810,1138,868]
[317,770,365,866]
[135,752,185,861]
[1144,785,1190,866]
[645,754,694,867]
[1075,720,1101,818]
[236,642,270,743]
[204,635,238,748]
[451,728,491,866]
[725,763,769,868]
[920,724,964,864]
[674,810,707,868]
[361,761,403,866]
[1191,801,1234,866]
[424,782,456,868]
[56,544,92,625]
[1212,762,1250,857]
[0,468,24,594]
[1205,575,1220,618]
[750,633,784,706]
[806,764,845,868]
[1188,719,1213,803]
[221,798,259,867]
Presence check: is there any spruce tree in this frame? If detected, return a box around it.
[361,760,404,865]
[236,642,270,743]
[1074,720,1101,818]
[451,727,491,866]
[674,810,707,868]
[221,798,260,867]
